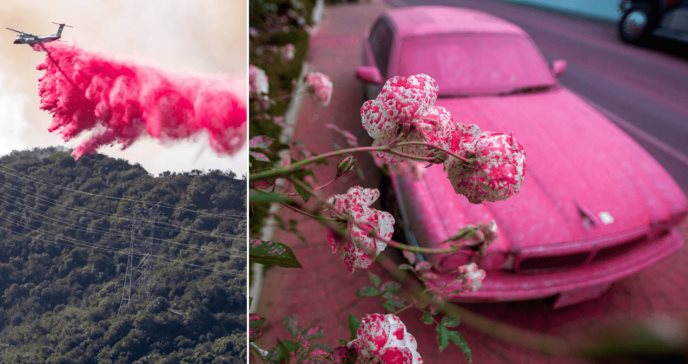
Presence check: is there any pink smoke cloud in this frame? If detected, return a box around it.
[34,42,246,160]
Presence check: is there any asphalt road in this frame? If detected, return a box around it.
[392,0,688,193]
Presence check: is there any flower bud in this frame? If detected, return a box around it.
[336,155,356,178]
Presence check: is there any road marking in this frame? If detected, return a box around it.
[580,94,688,167]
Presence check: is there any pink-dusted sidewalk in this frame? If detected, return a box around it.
[255,2,688,362]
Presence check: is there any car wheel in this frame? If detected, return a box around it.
[618,3,654,44]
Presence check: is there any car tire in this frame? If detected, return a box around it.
[618,3,655,44]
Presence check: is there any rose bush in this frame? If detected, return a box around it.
[249,72,526,363]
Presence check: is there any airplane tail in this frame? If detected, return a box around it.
[51,22,72,38]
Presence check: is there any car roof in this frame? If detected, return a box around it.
[384,6,527,38]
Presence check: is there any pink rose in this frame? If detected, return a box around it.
[282,43,295,61]
[348,313,423,364]
[248,135,273,162]
[361,74,438,164]
[455,263,486,293]
[445,132,526,203]
[328,187,394,272]
[305,71,333,106]
[249,64,269,99]
[391,106,448,158]
[360,73,527,203]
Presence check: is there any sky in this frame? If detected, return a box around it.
[0,0,247,176]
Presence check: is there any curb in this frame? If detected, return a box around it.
[249,62,310,313]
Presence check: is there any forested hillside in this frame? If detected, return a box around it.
[0,148,246,363]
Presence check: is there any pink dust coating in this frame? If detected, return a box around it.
[348,313,423,364]
[35,42,246,160]
[328,186,395,272]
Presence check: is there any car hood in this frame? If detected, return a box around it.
[393,88,687,269]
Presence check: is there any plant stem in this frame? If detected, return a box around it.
[280,200,339,222]
[396,140,470,164]
[280,176,339,197]
[249,141,465,182]
[288,178,457,255]
[392,304,414,315]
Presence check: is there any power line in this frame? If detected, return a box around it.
[0,169,246,241]
[0,163,246,220]
[0,192,245,258]
[0,216,243,277]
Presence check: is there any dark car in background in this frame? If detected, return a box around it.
[619,0,688,44]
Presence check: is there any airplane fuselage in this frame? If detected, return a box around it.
[13,35,59,45]
[7,23,68,45]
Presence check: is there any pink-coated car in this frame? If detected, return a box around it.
[356,6,687,308]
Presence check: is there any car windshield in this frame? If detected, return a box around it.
[396,33,556,97]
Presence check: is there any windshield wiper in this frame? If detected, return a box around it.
[498,84,554,96]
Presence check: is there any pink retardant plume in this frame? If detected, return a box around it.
[34,42,246,160]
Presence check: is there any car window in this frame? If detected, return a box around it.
[397,33,556,97]
[368,18,393,77]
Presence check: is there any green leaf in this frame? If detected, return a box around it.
[348,314,360,340]
[278,339,299,356]
[436,324,450,352]
[293,180,311,202]
[250,316,266,331]
[398,264,415,271]
[367,272,381,288]
[288,219,308,244]
[380,281,401,294]
[269,339,298,361]
[357,286,379,297]
[441,316,460,328]
[250,240,302,268]
[283,316,299,337]
[422,312,434,325]
[448,330,472,363]
[290,170,315,203]
[249,190,290,204]
[382,301,396,313]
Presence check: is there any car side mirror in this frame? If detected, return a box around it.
[551,59,567,77]
[356,66,383,85]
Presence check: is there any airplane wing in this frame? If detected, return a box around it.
[5,28,36,37]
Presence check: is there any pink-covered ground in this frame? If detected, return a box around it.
[255,2,688,362]
[35,42,246,159]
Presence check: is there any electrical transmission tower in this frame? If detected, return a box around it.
[134,204,160,304]
[118,204,159,316]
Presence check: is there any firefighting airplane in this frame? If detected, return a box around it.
[5,22,72,45]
